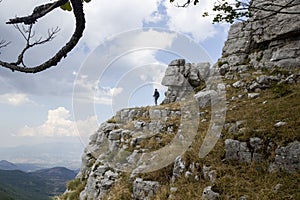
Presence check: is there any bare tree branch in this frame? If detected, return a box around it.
[175,0,191,8]
[11,24,60,67]
[0,0,85,73]
[0,40,11,49]
[6,0,69,25]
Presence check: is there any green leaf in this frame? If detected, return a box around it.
[84,0,91,2]
[60,1,72,11]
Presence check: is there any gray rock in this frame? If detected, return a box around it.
[108,140,120,152]
[170,187,178,193]
[127,150,140,164]
[89,132,98,143]
[184,171,192,178]
[108,129,122,140]
[208,170,218,183]
[219,64,229,75]
[252,153,264,163]
[274,121,287,127]
[271,141,300,173]
[133,178,160,200]
[250,137,263,152]
[169,59,185,66]
[133,121,146,130]
[225,138,265,163]
[232,80,245,88]
[172,156,186,182]
[249,81,260,91]
[240,195,248,200]
[195,90,217,108]
[248,93,260,99]
[271,48,299,61]
[162,59,208,103]
[120,109,130,121]
[239,151,252,163]
[202,186,219,200]
[202,165,211,180]
[219,0,300,71]
[225,139,240,160]
[149,109,161,120]
[104,170,118,180]
[273,184,283,193]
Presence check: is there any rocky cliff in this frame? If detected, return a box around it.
[218,0,300,76]
[60,0,300,199]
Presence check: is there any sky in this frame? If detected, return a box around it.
[0,0,231,167]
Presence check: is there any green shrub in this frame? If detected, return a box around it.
[271,83,291,97]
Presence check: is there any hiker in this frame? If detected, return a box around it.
[153,89,160,105]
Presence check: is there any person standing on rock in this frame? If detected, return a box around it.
[153,89,160,106]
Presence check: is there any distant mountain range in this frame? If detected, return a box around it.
[0,160,77,200]
[0,160,19,171]
[0,141,84,170]
[0,160,44,172]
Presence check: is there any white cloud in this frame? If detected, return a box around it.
[18,107,98,137]
[165,0,218,42]
[82,0,163,49]
[74,74,124,105]
[108,87,123,96]
[0,93,33,106]
[144,10,164,24]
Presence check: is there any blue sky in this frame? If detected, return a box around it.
[0,0,230,166]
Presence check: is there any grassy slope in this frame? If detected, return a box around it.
[106,75,300,199]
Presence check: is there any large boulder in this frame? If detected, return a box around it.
[161,59,209,104]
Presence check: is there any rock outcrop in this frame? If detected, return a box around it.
[218,0,300,78]
[161,59,210,104]
[77,107,181,199]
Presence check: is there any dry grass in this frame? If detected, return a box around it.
[103,173,132,200]
[225,82,300,145]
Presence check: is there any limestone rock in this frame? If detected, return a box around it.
[194,90,217,108]
[171,156,186,182]
[274,121,287,128]
[232,80,245,88]
[219,0,300,72]
[248,93,260,99]
[271,141,300,173]
[162,59,209,104]
[79,163,119,200]
[202,186,219,200]
[132,178,161,200]
[225,138,265,163]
